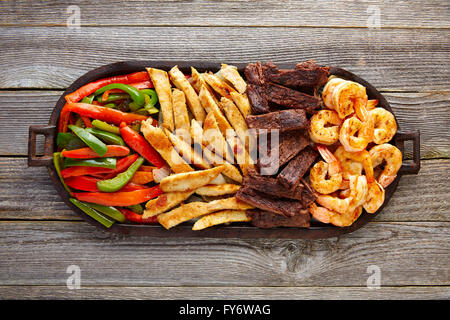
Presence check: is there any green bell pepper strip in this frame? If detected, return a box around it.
[69,198,115,228]
[143,93,159,114]
[84,203,126,222]
[68,124,108,156]
[56,132,86,150]
[96,93,129,103]
[126,204,143,214]
[132,108,149,116]
[85,127,125,146]
[95,84,145,108]
[81,94,95,104]
[141,89,158,105]
[97,156,144,192]
[64,157,117,169]
[53,152,72,194]
[91,119,121,135]
[103,103,117,108]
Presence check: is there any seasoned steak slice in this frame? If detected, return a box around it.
[257,130,309,175]
[278,146,318,189]
[246,84,269,114]
[264,82,321,114]
[243,173,304,200]
[248,209,310,228]
[236,186,304,217]
[244,62,264,86]
[246,109,308,132]
[262,60,330,89]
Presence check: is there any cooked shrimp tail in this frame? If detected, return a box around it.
[369,143,402,188]
[310,144,343,194]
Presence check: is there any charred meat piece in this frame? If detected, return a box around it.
[301,188,316,208]
[248,209,310,228]
[243,173,304,200]
[257,130,309,175]
[265,82,321,114]
[278,146,318,190]
[246,84,269,114]
[244,62,264,86]
[246,109,308,132]
[236,186,304,217]
[262,60,330,89]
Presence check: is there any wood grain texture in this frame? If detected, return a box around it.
[0,27,448,90]
[0,285,448,300]
[0,90,449,158]
[0,0,449,28]
[1,158,448,221]
[0,221,448,286]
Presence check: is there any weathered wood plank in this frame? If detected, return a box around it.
[0,27,448,90]
[0,158,448,222]
[0,285,448,300]
[0,221,448,286]
[0,0,449,28]
[1,91,448,158]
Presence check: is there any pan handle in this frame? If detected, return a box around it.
[395,129,420,175]
[28,125,56,167]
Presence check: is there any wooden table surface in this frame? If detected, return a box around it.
[0,1,448,300]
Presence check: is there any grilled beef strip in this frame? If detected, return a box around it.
[244,61,264,86]
[243,173,304,200]
[257,130,309,175]
[248,209,310,228]
[246,84,270,114]
[236,186,304,217]
[278,146,318,190]
[264,82,321,114]
[262,60,330,89]
[246,109,308,132]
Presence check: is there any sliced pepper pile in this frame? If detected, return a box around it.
[54,71,166,228]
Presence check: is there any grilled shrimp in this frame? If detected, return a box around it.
[309,203,363,227]
[309,110,343,145]
[322,77,368,119]
[333,146,374,183]
[310,145,342,194]
[316,175,368,214]
[366,99,379,110]
[369,143,402,188]
[363,181,385,213]
[370,107,397,144]
[339,116,373,152]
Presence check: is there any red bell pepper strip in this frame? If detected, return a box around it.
[65,71,150,103]
[120,183,149,192]
[120,122,166,168]
[118,208,158,224]
[81,116,93,128]
[61,166,114,178]
[65,176,101,191]
[130,171,154,185]
[58,103,71,133]
[102,153,139,179]
[130,80,153,89]
[62,145,130,159]
[138,165,156,172]
[66,103,150,126]
[72,185,163,206]
[65,175,149,192]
